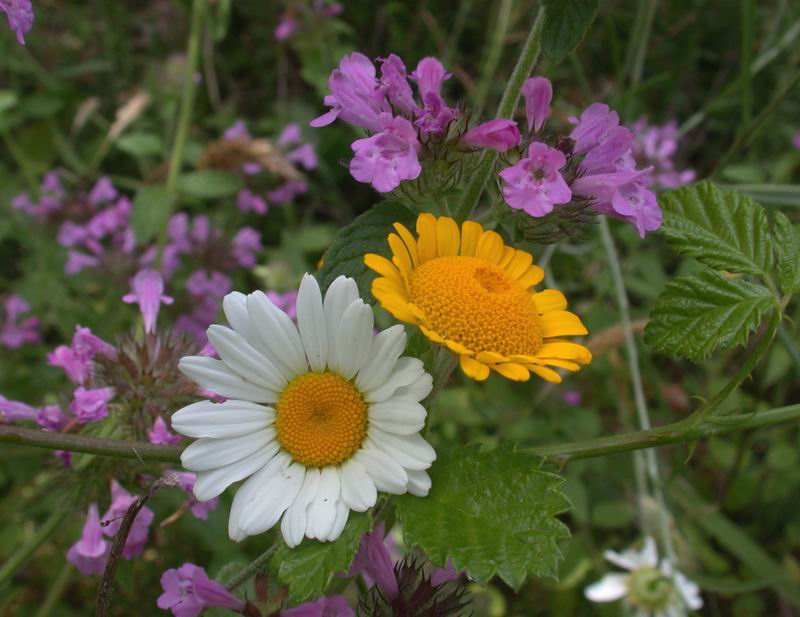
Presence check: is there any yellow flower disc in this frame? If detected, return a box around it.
[275,371,368,467]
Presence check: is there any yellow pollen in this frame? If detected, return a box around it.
[275,371,368,467]
[408,255,543,357]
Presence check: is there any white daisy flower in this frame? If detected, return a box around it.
[585,537,703,616]
[171,274,436,547]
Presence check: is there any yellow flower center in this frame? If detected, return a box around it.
[408,255,543,357]
[275,371,368,468]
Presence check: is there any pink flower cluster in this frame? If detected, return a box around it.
[311,52,458,192]
[0,0,33,44]
[0,294,40,348]
[12,170,64,220]
[274,1,343,42]
[157,563,245,617]
[630,118,696,190]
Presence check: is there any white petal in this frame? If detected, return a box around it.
[325,499,350,542]
[246,291,307,377]
[239,462,306,536]
[355,449,408,494]
[640,536,659,567]
[228,452,290,541]
[207,325,287,392]
[605,538,658,571]
[584,573,629,602]
[223,292,269,356]
[406,469,432,497]
[323,276,360,374]
[181,429,274,471]
[355,325,406,392]
[193,446,279,501]
[340,459,377,512]
[171,400,274,439]
[366,429,436,470]
[390,372,433,402]
[306,467,341,540]
[364,357,426,403]
[335,300,374,379]
[281,468,321,548]
[296,274,328,372]
[674,571,703,609]
[179,356,277,403]
[368,399,427,434]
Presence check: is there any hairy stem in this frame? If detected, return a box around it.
[225,545,278,591]
[455,6,545,222]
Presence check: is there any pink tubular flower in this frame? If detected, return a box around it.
[349,522,399,600]
[157,563,245,617]
[522,77,552,133]
[36,405,68,430]
[499,142,572,217]
[414,92,457,137]
[268,180,308,205]
[286,143,318,170]
[274,14,298,41]
[102,480,154,559]
[67,503,109,575]
[277,123,302,147]
[350,113,422,192]
[411,57,450,100]
[462,119,521,152]
[149,416,182,446]
[70,386,115,423]
[379,54,417,116]
[266,290,298,320]
[570,103,621,154]
[630,118,696,189]
[1,0,33,45]
[123,269,174,334]
[176,472,219,520]
[0,395,38,422]
[88,177,119,207]
[431,560,461,587]
[281,596,354,617]
[236,189,268,215]
[48,326,115,384]
[0,295,40,348]
[231,227,262,267]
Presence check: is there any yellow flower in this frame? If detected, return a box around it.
[364,213,592,383]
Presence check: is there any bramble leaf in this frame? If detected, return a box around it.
[542,0,599,64]
[659,181,773,275]
[316,201,416,301]
[772,211,800,295]
[395,443,570,590]
[645,271,775,361]
[271,511,371,602]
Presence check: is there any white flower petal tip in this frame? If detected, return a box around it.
[174,274,435,547]
[584,573,629,603]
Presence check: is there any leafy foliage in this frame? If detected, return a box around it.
[541,0,599,64]
[271,511,372,602]
[131,185,170,245]
[645,271,774,361]
[659,182,773,275]
[395,444,570,590]
[773,211,800,295]
[316,200,417,300]
[176,170,244,198]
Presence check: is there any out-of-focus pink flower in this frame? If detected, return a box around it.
[157,563,245,617]
[431,559,460,587]
[88,177,119,207]
[563,390,582,406]
[47,326,115,384]
[185,270,232,298]
[0,395,38,422]
[231,228,262,267]
[793,133,800,150]
[36,405,68,430]
[149,416,182,446]
[630,118,696,189]
[349,522,399,600]
[499,142,572,217]
[570,103,621,154]
[380,54,417,116]
[0,295,40,348]
[236,189,268,215]
[65,250,100,275]
[123,269,173,334]
[67,503,109,575]
[266,290,298,320]
[268,180,308,205]
[522,77,552,133]
[350,113,422,192]
[223,120,251,141]
[274,14,298,41]
[462,119,521,152]
[70,386,115,423]
[56,449,72,467]
[411,57,450,100]
[286,144,318,170]
[102,480,154,560]
[175,472,219,520]
[1,0,34,44]
[281,595,354,617]
[277,123,302,147]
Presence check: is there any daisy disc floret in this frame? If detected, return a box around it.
[365,214,591,383]
[172,274,435,547]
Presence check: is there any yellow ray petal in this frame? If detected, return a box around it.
[493,362,530,381]
[529,365,562,383]
[475,350,506,365]
[536,341,592,362]
[460,355,490,381]
[541,311,589,338]
[506,250,534,279]
[498,246,516,268]
[388,233,413,278]
[364,253,404,284]
[460,220,482,256]
[416,213,438,263]
[436,216,460,256]
[532,289,568,313]
[393,223,419,266]
[475,230,504,263]
[517,265,545,289]
[420,324,445,343]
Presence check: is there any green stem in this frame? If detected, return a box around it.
[621,0,658,118]
[33,559,72,617]
[454,6,545,222]
[740,0,755,126]
[1,129,40,195]
[0,506,70,588]
[155,0,207,266]
[473,0,514,116]
[225,545,278,591]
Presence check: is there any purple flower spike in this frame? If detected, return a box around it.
[462,119,521,152]
[522,77,553,133]
[0,294,40,349]
[149,416,182,446]
[0,395,38,422]
[88,177,119,207]
[380,54,417,116]
[1,0,34,45]
[349,522,399,600]
[102,480,155,559]
[36,405,68,430]
[157,563,245,617]
[67,503,109,575]
[411,57,450,100]
[123,269,174,334]
[499,142,572,217]
[281,595,354,617]
[70,386,115,423]
[350,113,422,192]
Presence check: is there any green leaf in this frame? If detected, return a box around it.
[659,181,773,275]
[395,444,571,590]
[644,271,774,361]
[316,201,416,301]
[131,185,171,245]
[271,511,371,602]
[542,0,599,63]
[176,170,243,199]
[117,132,164,157]
[772,211,800,295]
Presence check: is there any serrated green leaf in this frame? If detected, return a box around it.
[271,511,371,601]
[176,170,244,198]
[542,0,599,63]
[131,185,171,245]
[395,444,571,590]
[316,201,416,300]
[659,181,773,275]
[645,271,774,361]
[772,211,800,295]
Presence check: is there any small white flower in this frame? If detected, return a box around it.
[172,274,435,547]
[585,537,703,616]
